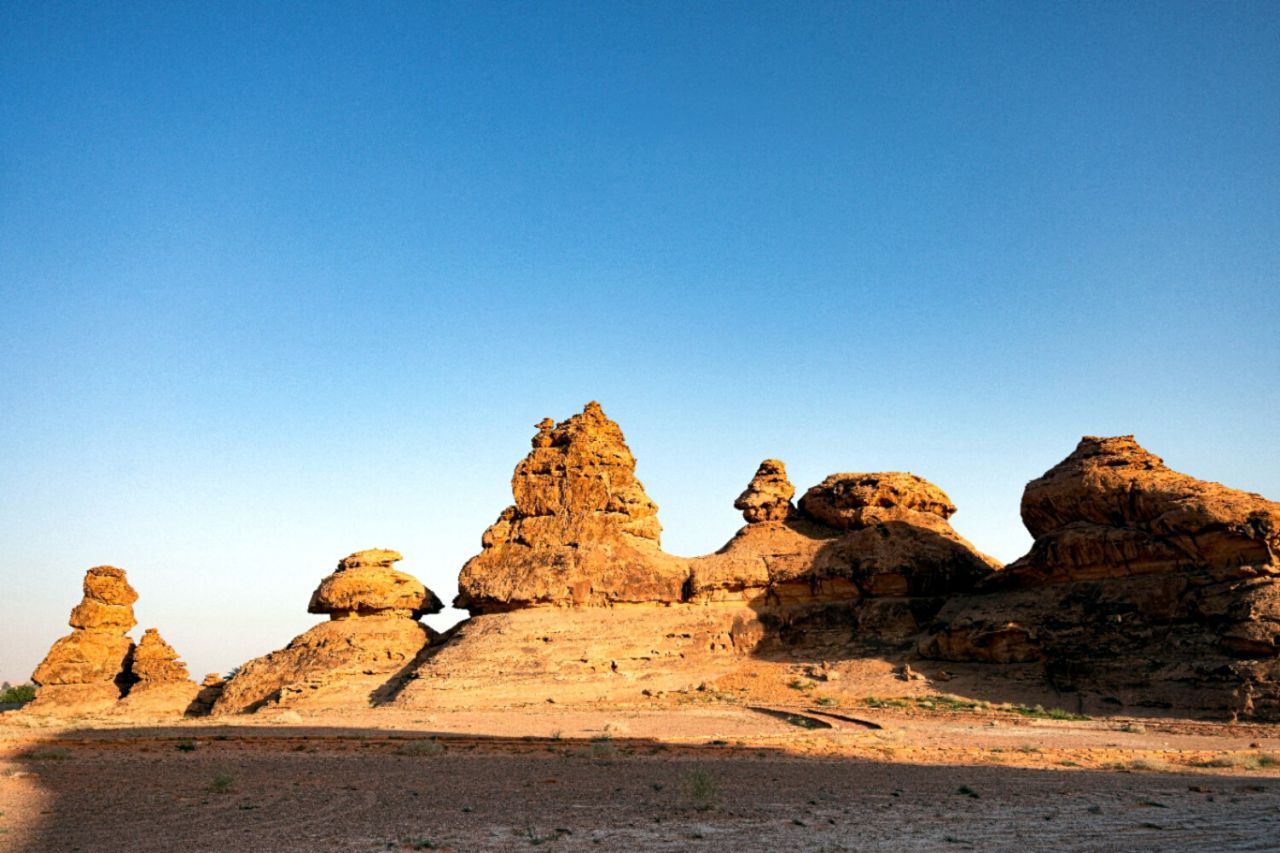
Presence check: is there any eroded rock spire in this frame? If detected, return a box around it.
[455,401,688,612]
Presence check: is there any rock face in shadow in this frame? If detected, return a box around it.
[689,464,999,648]
[28,567,138,713]
[115,628,200,715]
[455,402,689,612]
[212,550,442,714]
[921,436,1280,719]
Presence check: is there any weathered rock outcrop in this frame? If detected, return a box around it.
[688,464,999,647]
[455,402,689,612]
[734,459,796,522]
[213,549,441,714]
[28,567,138,713]
[308,548,443,618]
[921,436,1280,718]
[115,628,201,715]
[398,407,1003,709]
[130,628,190,684]
[187,673,227,717]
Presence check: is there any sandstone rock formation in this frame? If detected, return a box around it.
[397,407,1001,709]
[308,548,443,618]
[115,628,201,715]
[734,459,795,522]
[921,436,1280,718]
[187,673,227,717]
[798,472,958,529]
[455,402,689,612]
[28,567,138,713]
[688,464,998,648]
[213,549,441,714]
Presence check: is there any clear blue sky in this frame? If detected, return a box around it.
[2,2,1277,684]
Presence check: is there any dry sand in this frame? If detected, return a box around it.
[3,700,1280,851]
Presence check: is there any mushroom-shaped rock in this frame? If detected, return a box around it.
[212,549,441,715]
[455,402,689,613]
[308,549,444,618]
[734,459,795,522]
[28,566,138,713]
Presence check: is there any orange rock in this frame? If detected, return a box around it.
[734,459,796,522]
[308,549,443,618]
[690,465,998,627]
[921,435,1280,719]
[113,627,202,716]
[455,402,689,612]
[798,472,957,527]
[130,628,191,684]
[28,566,138,713]
[1013,435,1280,583]
[213,549,442,714]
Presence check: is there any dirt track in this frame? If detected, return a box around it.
[3,706,1280,851]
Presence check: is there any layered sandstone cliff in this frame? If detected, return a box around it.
[28,567,139,713]
[213,549,441,714]
[921,436,1280,718]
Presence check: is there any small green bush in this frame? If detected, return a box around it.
[686,769,719,811]
[0,684,36,705]
[209,774,235,794]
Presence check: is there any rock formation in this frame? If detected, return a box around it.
[115,628,201,715]
[921,436,1280,718]
[187,673,227,717]
[28,566,138,713]
[397,407,1000,709]
[454,402,689,612]
[688,464,998,648]
[213,549,441,714]
[734,459,796,522]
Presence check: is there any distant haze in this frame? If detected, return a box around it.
[1,3,1278,683]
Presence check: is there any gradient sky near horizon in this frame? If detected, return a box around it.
[2,2,1278,684]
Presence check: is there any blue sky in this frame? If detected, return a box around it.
[2,2,1277,683]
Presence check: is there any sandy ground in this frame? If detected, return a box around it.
[3,701,1280,852]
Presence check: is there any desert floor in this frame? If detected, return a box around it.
[3,697,1280,852]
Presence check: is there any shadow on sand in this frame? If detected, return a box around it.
[5,723,1279,851]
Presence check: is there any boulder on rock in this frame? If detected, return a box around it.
[308,549,443,618]
[213,549,442,714]
[920,435,1280,719]
[28,566,138,713]
[734,459,796,522]
[689,463,998,645]
[798,472,958,528]
[455,402,689,612]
